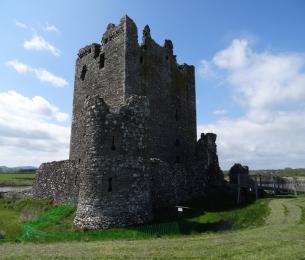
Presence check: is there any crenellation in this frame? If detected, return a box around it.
[78,44,92,59]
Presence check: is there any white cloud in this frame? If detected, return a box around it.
[15,20,27,29]
[0,91,70,166]
[199,60,214,78]
[6,59,31,73]
[199,39,305,169]
[44,22,59,33]
[6,59,68,87]
[198,111,305,170]
[34,69,68,87]
[213,39,251,70]
[24,35,61,56]
[213,109,228,116]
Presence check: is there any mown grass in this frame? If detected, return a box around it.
[1,197,305,259]
[192,198,270,230]
[1,196,305,259]
[0,193,269,243]
[0,173,35,186]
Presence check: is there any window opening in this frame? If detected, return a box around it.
[108,177,112,192]
[175,109,179,121]
[99,53,105,68]
[111,136,116,151]
[80,65,87,81]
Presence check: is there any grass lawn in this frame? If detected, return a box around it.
[0,173,35,186]
[0,195,305,259]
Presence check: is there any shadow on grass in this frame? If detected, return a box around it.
[154,187,258,224]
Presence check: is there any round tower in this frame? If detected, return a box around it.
[74,94,152,229]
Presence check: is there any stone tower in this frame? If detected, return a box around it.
[33,15,222,230]
[70,15,196,165]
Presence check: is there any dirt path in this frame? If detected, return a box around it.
[266,198,302,225]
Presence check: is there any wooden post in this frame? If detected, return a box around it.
[293,178,297,196]
[254,181,258,199]
[259,175,262,188]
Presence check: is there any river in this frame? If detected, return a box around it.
[0,186,32,193]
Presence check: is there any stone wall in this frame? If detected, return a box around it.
[139,25,196,164]
[32,160,79,203]
[74,156,152,229]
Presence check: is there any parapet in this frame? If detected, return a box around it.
[101,15,137,46]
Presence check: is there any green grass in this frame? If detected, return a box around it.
[1,195,305,259]
[192,198,270,230]
[250,168,305,177]
[1,196,305,259]
[0,198,52,240]
[0,193,270,243]
[0,173,35,186]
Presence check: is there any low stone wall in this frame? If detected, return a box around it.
[0,188,32,199]
[32,160,79,203]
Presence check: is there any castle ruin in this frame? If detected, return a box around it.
[33,15,223,229]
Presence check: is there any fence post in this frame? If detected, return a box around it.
[254,180,258,199]
[259,175,262,188]
[293,178,297,196]
[273,176,276,194]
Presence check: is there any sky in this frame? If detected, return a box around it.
[0,0,305,169]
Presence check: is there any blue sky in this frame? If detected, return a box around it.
[0,0,305,169]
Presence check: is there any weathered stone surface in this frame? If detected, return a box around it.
[196,133,223,184]
[33,15,223,230]
[33,160,79,203]
[229,163,249,184]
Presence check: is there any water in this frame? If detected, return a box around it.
[0,186,32,193]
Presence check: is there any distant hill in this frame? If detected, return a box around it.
[0,166,37,173]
